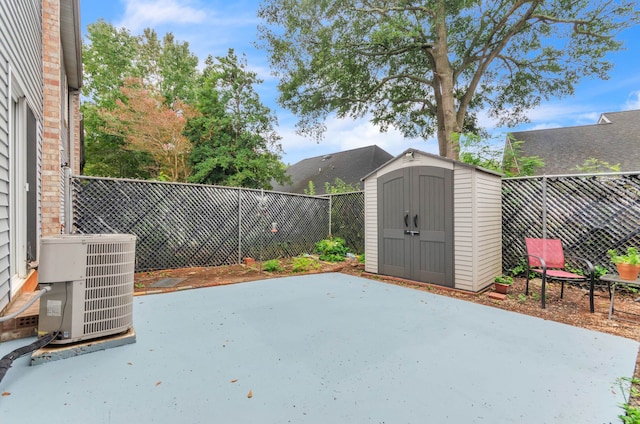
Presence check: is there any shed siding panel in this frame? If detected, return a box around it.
[364,178,378,273]
[454,167,474,291]
[474,173,502,289]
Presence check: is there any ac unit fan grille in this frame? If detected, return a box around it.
[82,241,136,338]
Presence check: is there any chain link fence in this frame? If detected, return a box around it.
[71,177,334,271]
[72,172,639,277]
[502,172,640,273]
[326,191,365,255]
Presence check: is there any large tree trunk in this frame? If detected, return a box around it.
[432,1,460,160]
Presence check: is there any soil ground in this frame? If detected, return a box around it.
[134,257,640,409]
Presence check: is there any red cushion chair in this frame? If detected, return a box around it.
[524,238,596,312]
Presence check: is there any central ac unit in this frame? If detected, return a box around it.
[37,234,137,344]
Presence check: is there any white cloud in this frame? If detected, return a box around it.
[625,90,640,110]
[277,115,436,165]
[118,0,208,32]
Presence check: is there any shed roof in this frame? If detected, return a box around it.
[509,109,640,175]
[362,148,502,181]
[272,145,393,194]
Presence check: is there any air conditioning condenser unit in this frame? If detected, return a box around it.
[37,234,137,344]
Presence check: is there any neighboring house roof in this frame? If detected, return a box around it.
[508,109,640,175]
[272,145,393,194]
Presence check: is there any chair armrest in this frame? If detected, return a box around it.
[524,254,546,272]
[565,255,595,277]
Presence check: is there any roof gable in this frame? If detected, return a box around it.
[272,145,393,194]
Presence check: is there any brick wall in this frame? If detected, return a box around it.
[42,0,62,236]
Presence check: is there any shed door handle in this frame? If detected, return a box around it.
[404,212,409,227]
[414,214,418,228]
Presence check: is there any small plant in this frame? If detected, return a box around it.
[292,256,320,273]
[509,258,536,279]
[263,259,282,272]
[618,377,640,423]
[608,247,640,265]
[517,294,528,303]
[594,265,609,279]
[494,275,513,285]
[134,282,145,289]
[314,237,349,262]
[357,253,365,264]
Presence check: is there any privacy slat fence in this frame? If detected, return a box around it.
[502,172,640,274]
[71,172,640,276]
[71,176,364,272]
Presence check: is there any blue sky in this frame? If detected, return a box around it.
[80,0,640,165]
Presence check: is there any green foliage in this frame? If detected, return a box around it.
[263,259,282,272]
[618,377,640,424]
[185,49,289,189]
[292,256,320,273]
[502,135,545,177]
[358,253,365,264]
[509,258,536,279]
[323,178,361,194]
[314,237,349,262]
[494,275,513,285]
[576,158,621,173]
[594,265,609,279]
[82,20,199,179]
[517,294,528,303]
[303,181,316,195]
[458,133,503,173]
[608,247,640,265]
[258,0,638,159]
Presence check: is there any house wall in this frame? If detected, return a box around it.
[0,0,44,311]
[42,0,64,237]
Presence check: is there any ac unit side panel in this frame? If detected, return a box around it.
[38,280,85,342]
[38,234,137,344]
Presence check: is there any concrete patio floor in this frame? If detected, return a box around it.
[0,273,638,423]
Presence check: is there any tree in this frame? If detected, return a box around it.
[100,78,196,181]
[323,178,361,194]
[82,20,152,178]
[185,49,289,189]
[575,158,620,173]
[258,1,639,159]
[82,20,199,178]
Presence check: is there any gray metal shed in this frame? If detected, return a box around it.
[362,149,502,292]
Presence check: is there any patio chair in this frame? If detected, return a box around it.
[524,238,596,312]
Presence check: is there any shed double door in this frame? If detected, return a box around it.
[378,166,453,286]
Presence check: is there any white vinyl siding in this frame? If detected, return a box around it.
[364,177,377,273]
[0,0,43,311]
[454,167,502,291]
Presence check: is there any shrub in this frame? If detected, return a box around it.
[292,256,320,273]
[263,259,282,272]
[314,237,348,262]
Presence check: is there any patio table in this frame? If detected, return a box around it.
[600,274,640,321]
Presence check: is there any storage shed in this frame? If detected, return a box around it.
[362,149,502,292]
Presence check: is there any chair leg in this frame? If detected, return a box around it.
[589,275,595,313]
[526,273,530,296]
[541,274,546,309]
[560,281,564,299]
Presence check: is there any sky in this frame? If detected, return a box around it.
[80,0,640,165]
